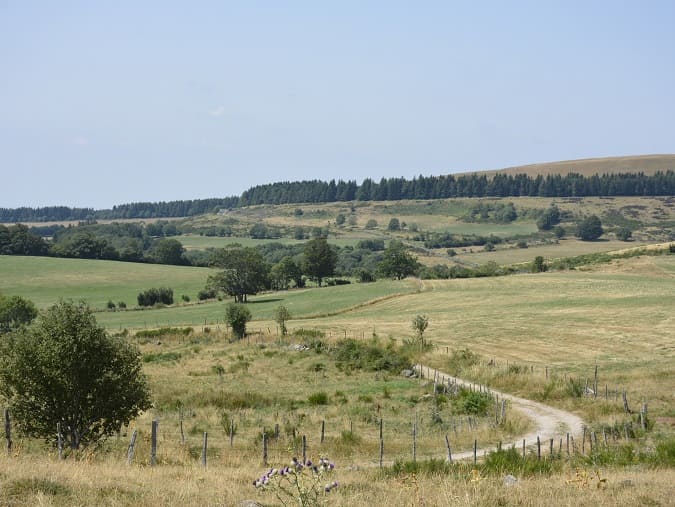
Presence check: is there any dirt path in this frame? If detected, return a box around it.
[413,364,585,461]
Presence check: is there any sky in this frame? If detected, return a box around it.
[2,1,675,209]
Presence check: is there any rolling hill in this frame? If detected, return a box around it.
[469,154,675,178]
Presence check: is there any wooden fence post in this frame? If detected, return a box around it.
[201,432,208,467]
[302,435,307,464]
[566,433,570,455]
[179,411,185,445]
[150,419,158,466]
[473,439,477,464]
[379,437,384,468]
[445,434,452,463]
[522,438,526,458]
[320,420,325,444]
[582,426,586,454]
[549,438,554,457]
[262,433,268,466]
[57,422,63,460]
[537,436,541,460]
[126,429,138,465]
[412,413,417,462]
[230,418,235,448]
[4,409,10,454]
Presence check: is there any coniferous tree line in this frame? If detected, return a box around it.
[2,171,674,222]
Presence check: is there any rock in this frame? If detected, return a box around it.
[401,369,416,378]
[503,474,518,486]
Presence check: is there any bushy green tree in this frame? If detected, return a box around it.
[378,241,419,280]
[0,294,37,333]
[303,238,337,287]
[536,205,561,231]
[532,256,547,273]
[225,303,252,339]
[0,301,151,450]
[412,314,429,347]
[274,305,291,336]
[151,238,186,265]
[207,246,270,302]
[270,256,302,290]
[576,215,604,241]
[616,227,632,241]
[387,217,401,231]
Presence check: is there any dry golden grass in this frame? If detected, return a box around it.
[465,153,675,178]
[1,452,674,506]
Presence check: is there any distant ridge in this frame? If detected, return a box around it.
[467,154,675,178]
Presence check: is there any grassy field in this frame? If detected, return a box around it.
[468,153,675,177]
[449,238,653,266]
[0,256,213,309]
[1,252,674,506]
[178,234,370,250]
[95,279,419,329]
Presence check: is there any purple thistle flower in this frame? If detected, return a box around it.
[306,459,313,467]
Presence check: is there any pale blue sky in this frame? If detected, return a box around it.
[2,1,674,208]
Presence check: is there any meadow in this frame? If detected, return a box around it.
[1,193,674,506]
[0,255,212,309]
[1,252,674,506]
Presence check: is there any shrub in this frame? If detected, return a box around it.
[106,300,116,310]
[333,338,411,373]
[198,289,216,301]
[137,287,173,306]
[136,327,193,338]
[308,392,329,405]
[453,388,492,415]
[225,303,252,339]
[181,294,190,302]
[117,301,127,309]
[446,348,479,374]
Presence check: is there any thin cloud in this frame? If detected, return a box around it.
[208,105,226,117]
[71,136,89,146]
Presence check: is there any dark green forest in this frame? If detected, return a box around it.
[2,171,674,222]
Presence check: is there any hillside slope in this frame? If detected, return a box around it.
[469,154,675,178]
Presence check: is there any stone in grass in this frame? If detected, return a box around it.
[401,369,416,378]
[503,474,518,486]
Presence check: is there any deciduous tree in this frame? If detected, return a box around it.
[0,301,151,450]
[303,238,337,287]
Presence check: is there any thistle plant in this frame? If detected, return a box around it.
[253,456,338,507]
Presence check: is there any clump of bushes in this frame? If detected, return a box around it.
[445,348,480,375]
[308,392,329,405]
[136,327,193,339]
[137,287,173,307]
[452,388,492,416]
[333,338,411,373]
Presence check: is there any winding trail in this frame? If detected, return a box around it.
[413,364,585,461]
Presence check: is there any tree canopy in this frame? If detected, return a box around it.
[576,215,604,241]
[303,238,337,287]
[378,241,419,280]
[0,294,37,333]
[225,302,252,339]
[0,301,151,450]
[207,246,269,302]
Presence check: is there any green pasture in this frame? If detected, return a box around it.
[0,256,212,309]
[451,238,652,265]
[94,278,419,329]
[178,234,371,250]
